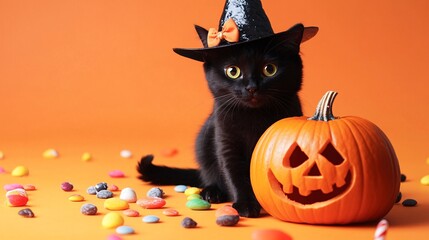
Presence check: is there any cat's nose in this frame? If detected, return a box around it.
[246,86,257,94]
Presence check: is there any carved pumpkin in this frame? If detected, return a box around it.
[250,91,400,224]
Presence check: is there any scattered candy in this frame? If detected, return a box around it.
[4,183,24,191]
[174,185,187,193]
[374,219,388,240]
[18,208,35,218]
[102,212,124,229]
[0,151,4,159]
[400,174,407,182]
[68,194,85,202]
[97,190,114,199]
[395,192,402,203]
[6,189,28,207]
[119,187,137,203]
[215,205,239,217]
[216,215,240,226]
[163,208,179,217]
[251,229,293,240]
[146,187,164,198]
[81,152,92,162]
[104,198,130,211]
[420,175,429,186]
[187,194,202,200]
[23,184,36,191]
[95,182,108,192]
[11,166,29,177]
[122,209,140,217]
[184,187,201,196]
[107,234,122,240]
[161,148,178,157]
[186,198,211,210]
[402,199,417,207]
[61,182,74,192]
[43,149,59,159]
[136,197,166,209]
[0,167,6,174]
[116,226,135,235]
[120,150,132,159]
[87,186,97,195]
[108,184,119,192]
[142,215,160,223]
[80,203,98,215]
[181,217,197,228]
[109,170,125,178]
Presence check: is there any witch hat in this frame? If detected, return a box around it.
[173,0,318,62]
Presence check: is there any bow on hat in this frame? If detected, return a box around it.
[207,18,239,47]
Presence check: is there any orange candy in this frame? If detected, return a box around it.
[251,229,292,240]
[215,205,239,217]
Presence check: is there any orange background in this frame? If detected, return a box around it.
[0,0,428,239]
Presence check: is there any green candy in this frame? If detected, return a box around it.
[186,198,211,210]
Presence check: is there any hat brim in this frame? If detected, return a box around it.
[173,26,318,62]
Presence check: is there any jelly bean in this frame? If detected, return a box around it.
[420,175,429,186]
[186,199,211,210]
[0,151,4,159]
[104,198,129,210]
[0,167,6,174]
[142,215,160,223]
[184,187,201,196]
[136,197,166,209]
[395,192,402,203]
[251,229,293,240]
[109,170,125,178]
[81,203,98,215]
[162,208,179,216]
[68,194,85,202]
[123,209,139,217]
[187,194,202,200]
[107,234,122,240]
[43,149,59,159]
[61,182,74,191]
[181,217,197,228]
[23,184,36,191]
[215,205,239,217]
[18,208,35,218]
[4,184,24,191]
[402,199,417,207]
[216,215,240,226]
[146,187,164,198]
[11,166,29,177]
[161,148,178,157]
[81,152,92,162]
[116,226,135,235]
[120,150,132,159]
[119,187,137,203]
[102,212,124,229]
[6,189,28,207]
[108,184,120,192]
[174,185,187,193]
[400,174,407,182]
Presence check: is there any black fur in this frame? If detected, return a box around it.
[137,24,305,218]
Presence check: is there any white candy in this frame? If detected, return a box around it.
[120,150,132,159]
[119,187,137,203]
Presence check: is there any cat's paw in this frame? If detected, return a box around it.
[136,155,157,182]
[232,201,261,218]
[200,186,228,203]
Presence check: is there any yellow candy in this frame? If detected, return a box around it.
[43,148,59,159]
[81,152,92,162]
[0,151,4,160]
[420,175,429,186]
[104,198,130,210]
[101,212,124,229]
[187,194,202,200]
[11,166,29,177]
[184,187,201,196]
[68,194,85,202]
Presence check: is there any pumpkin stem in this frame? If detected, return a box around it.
[308,91,338,121]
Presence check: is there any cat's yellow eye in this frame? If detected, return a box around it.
[225,65,241,79]
[263,63,277,77]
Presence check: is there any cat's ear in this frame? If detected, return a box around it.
[277,23,305,53]
[195,25,209,48]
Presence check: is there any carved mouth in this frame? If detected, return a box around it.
[268,169,352,205]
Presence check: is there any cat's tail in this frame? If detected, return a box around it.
[137,155,202,187]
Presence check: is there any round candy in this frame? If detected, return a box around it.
[123,209,139,217]
[174,185,187,193]
[18,208,35,218]
[119,187,137,203]
[102,212,124,229]
[61,182,74,191]
[108,184,120,191]
[216,215,240,226]
[146,187,164,198]
[0,151,4,159]
[95,182,108,192]
[23,184,36,191]
[106,234,122,240]
[109,170,125,178]
[181,217,197,228]
[400,174,407,182]
[163,208,179,217]
[136,197,166,209]
[104,198,129,211]
[6,189,28,207]
[120,150,132,159]
[420,175,429,186]
[81,152,92,162]
[0,167,6,174]
[251,229,293,240]
[186,199,211,210]
[142,215,160,223]
[402,199,417,207]
[43,149,59,159]
[81,203,98,215]
[116,226,134,235]
[96,190,113,199]
[68,194,85,202]
[4,183,24,191]
[215,205,239,217]
[11,166,29,177]
[87,186,97,195]
[184,187,201,196]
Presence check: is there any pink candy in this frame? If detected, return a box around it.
[136,197,166,209]
[4,184,24,191]
[109,170,125,178]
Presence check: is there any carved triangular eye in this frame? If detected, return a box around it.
[284,144,309,168]
[321,142,344,165]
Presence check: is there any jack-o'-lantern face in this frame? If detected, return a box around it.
[268,140,352,206]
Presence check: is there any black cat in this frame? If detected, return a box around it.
[137,0,318,218]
